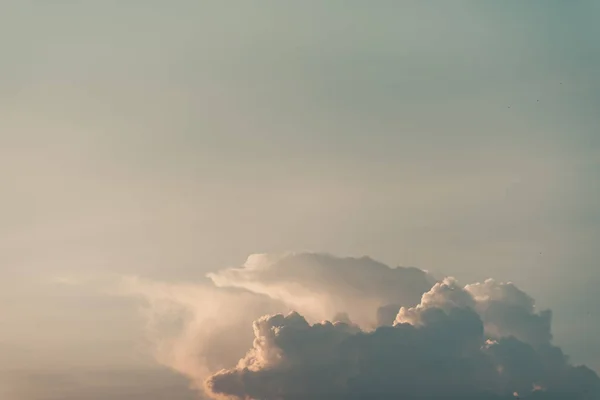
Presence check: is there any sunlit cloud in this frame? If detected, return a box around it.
[121,253,600,399]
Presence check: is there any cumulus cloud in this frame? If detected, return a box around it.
[121,253,599,400]
[465,279,553,347]
[207,252,434,328]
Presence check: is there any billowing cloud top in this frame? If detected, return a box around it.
[207,252,434,328]
[124,253,599,399]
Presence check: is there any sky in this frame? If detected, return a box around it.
[1,1,599,399]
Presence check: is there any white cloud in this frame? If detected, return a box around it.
[207,252,434,328]
[120,253,599,399]
[465,279,553,346]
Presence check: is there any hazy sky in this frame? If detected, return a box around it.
[1,2,599,399]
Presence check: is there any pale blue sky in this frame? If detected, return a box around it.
[0,2,599,398]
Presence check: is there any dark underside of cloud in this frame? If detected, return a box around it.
[128,253,600,400]
[207,312,598,399]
